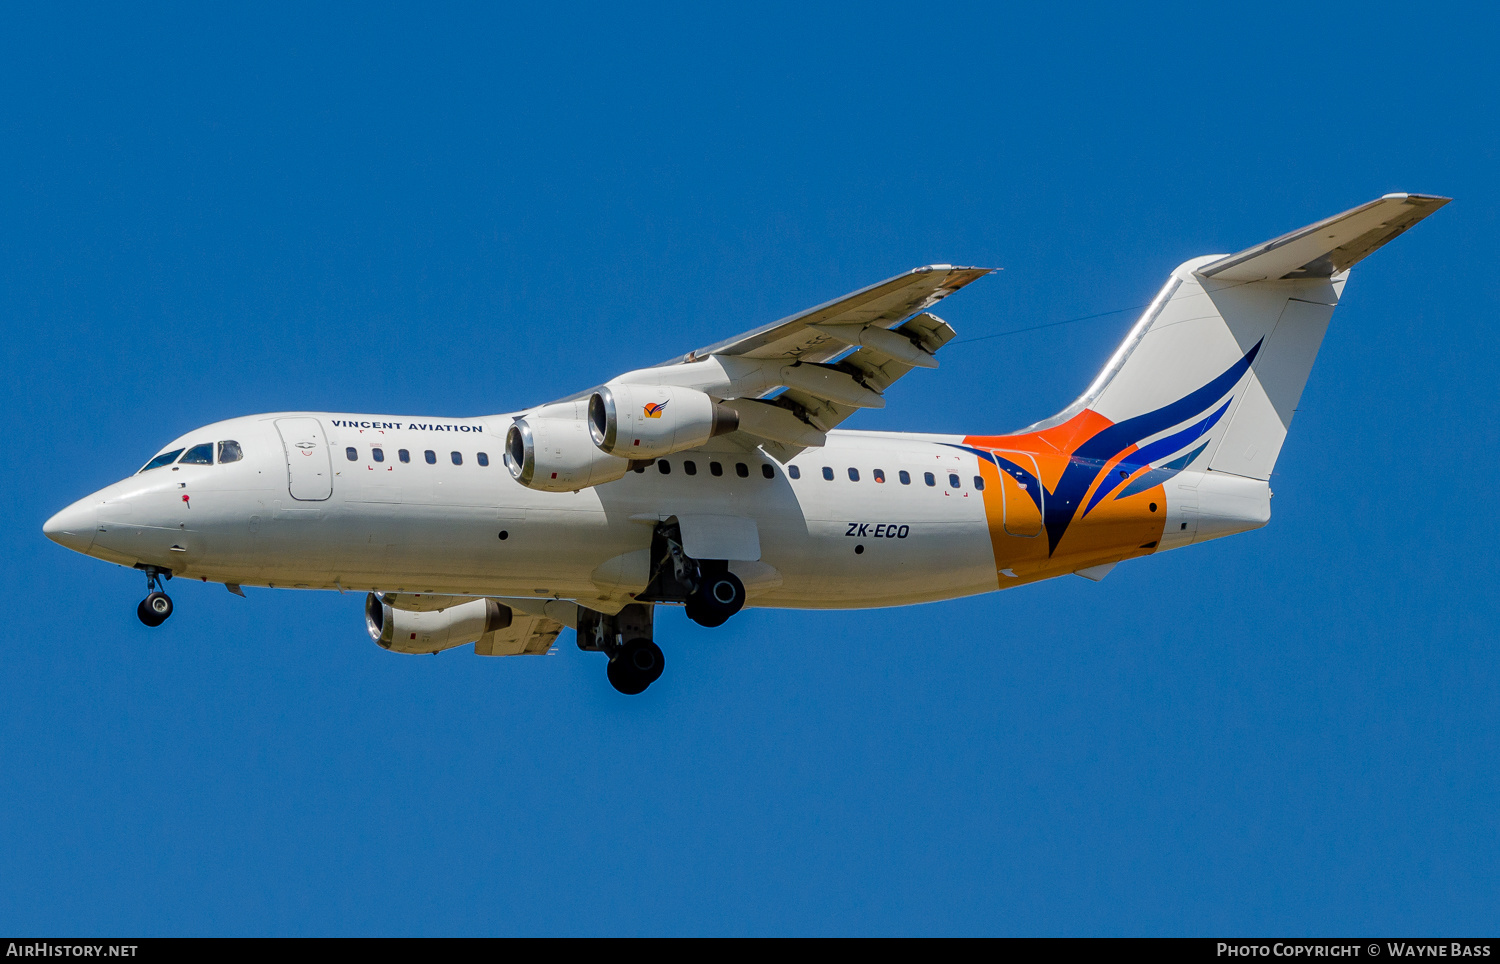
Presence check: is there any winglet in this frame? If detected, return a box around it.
[1197,193,1450,283]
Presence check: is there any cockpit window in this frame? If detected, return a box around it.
[139,448,185,473]
[179,443,214,465]
[218,440,243,464]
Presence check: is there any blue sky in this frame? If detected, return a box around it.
[3,2,1497,936]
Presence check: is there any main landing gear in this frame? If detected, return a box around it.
[640,522,747,629]
[136,567,174,627]
[606,638,665,696]
[578,603,664,695]
[684,563,746,629]
[579,523,753,695]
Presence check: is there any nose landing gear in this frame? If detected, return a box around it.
[136,568,174,627]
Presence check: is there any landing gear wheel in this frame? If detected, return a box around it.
[686,571,745,628]
[137,591,173,627]
[606,638,664,695]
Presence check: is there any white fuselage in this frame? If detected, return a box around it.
[52,412,1007,612]
[47,410,1272,616]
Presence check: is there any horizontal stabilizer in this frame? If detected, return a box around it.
[1197,193,1449,283]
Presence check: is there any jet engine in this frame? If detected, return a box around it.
[366,593,512,655]
[588,383,739,459]
[504,415,631,492]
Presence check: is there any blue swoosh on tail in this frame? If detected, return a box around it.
[1113,440,1210,502]
[1081,398,1231,517]
[1042,338,1261,554]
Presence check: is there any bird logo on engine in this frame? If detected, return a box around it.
[643,401,668,418]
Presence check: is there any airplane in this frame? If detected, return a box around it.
[43,193,1448,694]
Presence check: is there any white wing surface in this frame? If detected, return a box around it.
[668,263,991,364]
[536,264,992,460]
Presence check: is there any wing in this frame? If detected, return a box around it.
[540,264,992,459]
[474,608,564,656]
[380,592,564,655]
[667,264,991,365]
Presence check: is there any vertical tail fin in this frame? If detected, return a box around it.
[1027,193,1448,482]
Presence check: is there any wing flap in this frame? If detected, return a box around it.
[838,311,957,392]
[728,311,962,453]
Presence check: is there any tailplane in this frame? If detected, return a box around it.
[1025,193,1449,482]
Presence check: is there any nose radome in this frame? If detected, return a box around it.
[43,499,98,554]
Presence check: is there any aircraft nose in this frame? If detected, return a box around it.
[43,498,98,554]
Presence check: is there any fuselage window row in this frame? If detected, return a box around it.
[334,447,980,489]
[330,449,987,488]
[639,459,779,480]
[341,446,490,466]
[796,465,969,491]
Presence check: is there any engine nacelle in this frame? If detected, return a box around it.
[366,593,512,655]
[504,415,630,492]
[588,383,739,459]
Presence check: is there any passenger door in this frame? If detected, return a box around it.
[275,417,333,501]
[989,450,1043,537]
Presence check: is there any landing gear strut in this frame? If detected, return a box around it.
[136,567,173,627]
[578,603,664,695]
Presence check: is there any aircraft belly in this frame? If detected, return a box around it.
[256,500,628,598]
[758,519,996,609]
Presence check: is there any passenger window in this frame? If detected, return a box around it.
[684,460,697,476]
[761,464,774,480]
[848,467,860,482]
[451,451,463,466]
[924,472,936,487]
[180,443,214,465]
[140,448,185,472]
[710,461,723,477]
[949,473,961,489]
[658,460,671,475]
[477,452,489,467]
[372,448,385,463]
[736,462,749,478]
[974,475,985,490]
[217,441,243,464]
[899,470,911,485]
[822,467,834,481]
[873,469,885,483]
[399,449,410,463]
[424,450,436,464]
[789,465,801,480]
[345,447,358,462]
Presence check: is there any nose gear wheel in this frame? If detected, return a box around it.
[136,567,174,627]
